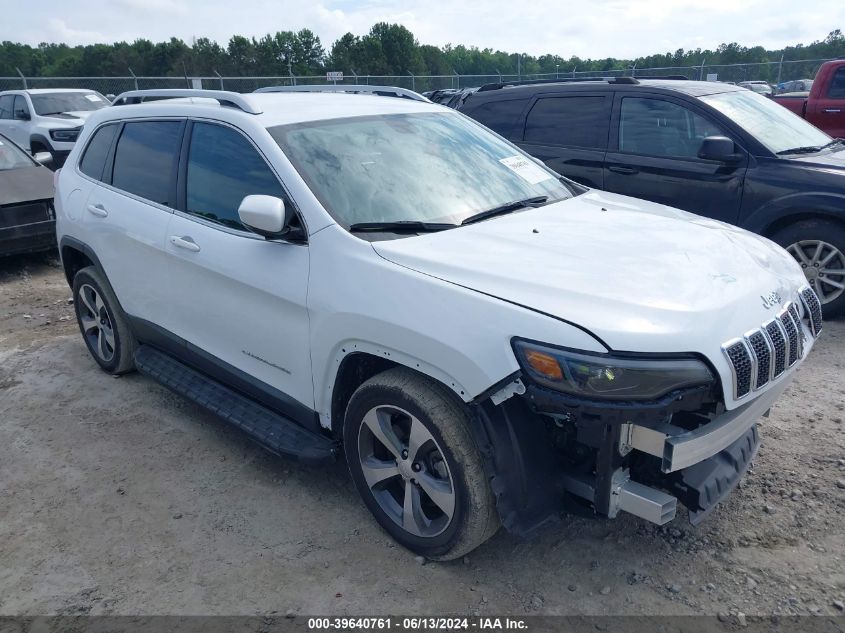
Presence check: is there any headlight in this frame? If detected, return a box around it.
[49,127,81,142]
[513,339,714,401]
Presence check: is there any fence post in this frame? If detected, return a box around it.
[351,70,358,84]
[699,58,706,81]
[128,67,138,91]
[572,66,576,78]
[631,63,637,78]
[776,54,784,86]
[15,67,27,89]
[407,70,415,92]
[213,70,224,90]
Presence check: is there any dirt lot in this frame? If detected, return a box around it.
[1,253,844,619]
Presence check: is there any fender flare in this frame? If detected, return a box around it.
[58,235,109,285]
[29,132,54,153]
[742,191,845,235]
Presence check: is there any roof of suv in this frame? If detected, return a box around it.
[0,89,100,95]
[99,92,441,128]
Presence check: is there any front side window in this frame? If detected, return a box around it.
[185,122,285,230]
[524,96,609,149]
[269,112,574,228]
[79,124,119,181]
[0,135,35,170]
[13,95,29,119]
[111,121,183,206]
[30,92,109,116]
[700,89,831,154]
[619,97,724,159]
[828,68,845,99]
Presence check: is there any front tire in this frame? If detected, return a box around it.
[72,266,137,374]
[344,367,499,560]
[772,219,845,318]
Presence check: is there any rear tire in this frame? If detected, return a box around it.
[772,219,845,318]
[344,367,499,560]
[72,266,137,374]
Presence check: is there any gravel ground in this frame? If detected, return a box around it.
[1,253,844,619]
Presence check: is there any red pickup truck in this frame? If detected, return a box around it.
[773,59,845,137]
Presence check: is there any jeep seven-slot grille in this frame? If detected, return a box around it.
[722,288,822,400]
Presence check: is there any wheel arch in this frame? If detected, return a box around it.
[29,133,53,154]
[59,236,106,287]
[741,192,845,237]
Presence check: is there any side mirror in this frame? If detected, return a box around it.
[238,195,291,238]
[34,151,53,165]
[698,136,742,163]
[14,110,30,121]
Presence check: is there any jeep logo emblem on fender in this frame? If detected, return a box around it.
[761,291,782,309]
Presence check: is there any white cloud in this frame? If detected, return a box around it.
[3,0,843,60]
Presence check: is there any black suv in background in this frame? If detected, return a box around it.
[456,77,845,316]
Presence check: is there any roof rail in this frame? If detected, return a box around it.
[476,75,688,92]
[111,89,262,114]
[254,84,430,102]
[476,76,630,92]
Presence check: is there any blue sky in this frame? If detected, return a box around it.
[4,0,843,59]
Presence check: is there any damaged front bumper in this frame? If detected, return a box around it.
[475,376,782,534]
[537,380,783,526]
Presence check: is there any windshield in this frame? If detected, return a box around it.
[701,89,831,155]
[0,135,34,170]
[268,111,574,228]
[31,92,109,115]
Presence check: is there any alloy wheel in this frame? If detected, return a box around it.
[787,239,845,304]
[357,405,456,538]
[78,283,116,363]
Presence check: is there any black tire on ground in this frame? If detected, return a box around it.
[771,218,845,319]
[343,367,499,560]
[72,266,137,374]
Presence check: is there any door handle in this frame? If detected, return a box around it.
[86,203,108,218]
[608,165,639,175]
[169,235,201,252]
[823,108,841,113]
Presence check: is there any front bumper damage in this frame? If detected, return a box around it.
[473,376,779,533]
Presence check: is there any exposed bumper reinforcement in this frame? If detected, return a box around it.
[627,379,786,473]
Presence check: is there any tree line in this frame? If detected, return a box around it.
[1,24,843,79]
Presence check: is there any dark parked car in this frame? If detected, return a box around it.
[0,133,55,256]
[456,77,845,316]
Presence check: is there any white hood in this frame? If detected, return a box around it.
[372,190,808,355]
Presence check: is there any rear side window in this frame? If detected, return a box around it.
[112,121,183,206]
[185,122,285,230]
[828,68,845,98]
[79,124,118,181]
[465,98,529,139]
[0,95,13,119]
[524,96,609,149]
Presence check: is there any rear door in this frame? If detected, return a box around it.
[517,93,610,188]
[162,120,314,423]
[603,93,747,223]
[81,119,184,327]
[806,65,845,138]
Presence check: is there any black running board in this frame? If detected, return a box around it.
[134,345,338,465]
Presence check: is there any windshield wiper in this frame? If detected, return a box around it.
[461,196,548,226]
[348,221,457,233]
[776,145,824,155]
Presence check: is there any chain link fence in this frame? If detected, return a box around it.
[0,58,837,95]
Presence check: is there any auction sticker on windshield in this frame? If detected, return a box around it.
[499,155,553,184]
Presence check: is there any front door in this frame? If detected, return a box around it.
[806,65,845,139]
[603,94,747,224]
[163,120,314,424]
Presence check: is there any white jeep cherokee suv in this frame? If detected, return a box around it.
[54,88,822,560]
[0,89,110,165]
